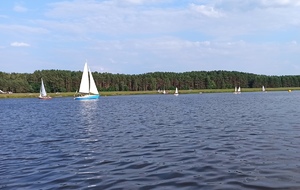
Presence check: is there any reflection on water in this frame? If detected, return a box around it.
[1,92,300,189]
[78,100,99,128]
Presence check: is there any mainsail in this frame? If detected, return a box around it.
[40,78,47,97]
[78,62,99,95]
[78,63,90,94]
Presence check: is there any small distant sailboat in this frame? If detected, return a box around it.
[74,61,100,100]
[39,78,52,99]
[174,87,179,96]
[163,89,166,94]
[234,86,241,94]
[262,85,266,92]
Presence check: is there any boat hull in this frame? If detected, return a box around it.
[38,96,52,100]
[74,94,100,100]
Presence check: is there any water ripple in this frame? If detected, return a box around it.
[1,93,300,189]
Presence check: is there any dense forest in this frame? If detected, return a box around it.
[0,70,300,93]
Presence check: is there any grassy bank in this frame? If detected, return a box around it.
[0,87,298,99]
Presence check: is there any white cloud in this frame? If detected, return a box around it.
[83,36,300,75]
[119,0,171,5]
[124,0,143,4]
[190,4,223,18]
[213,0,300,11]
[42,1,190,35]
[10,42,30,47]
[13,5,28,12]
[0,24,48,34]
[261,0,300,7]
[291,41,297,45]
[1,0,300,75]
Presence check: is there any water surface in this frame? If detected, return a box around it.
[1,92,300,189]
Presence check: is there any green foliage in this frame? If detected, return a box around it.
[0,70,300,93]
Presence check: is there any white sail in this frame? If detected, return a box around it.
[78,63,90,94]
[262,86,265,92]
[89,68,99,94]
[174,87,179,95]
[40,78,47,97]
[78,62,99,95]
[234,86,241,94]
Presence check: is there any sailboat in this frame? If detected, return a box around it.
[233,86,237,94]
[174,87,179,96]
[74,62,100,100]
[262,85,266,92]
[234,86,241,94]
[237,86,241,94]
[39,78,52,99]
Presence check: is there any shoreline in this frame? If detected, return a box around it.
[0,87,298,99]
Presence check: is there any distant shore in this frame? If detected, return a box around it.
[0,87,298,99]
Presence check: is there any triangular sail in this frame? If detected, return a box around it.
[78,62,99,95]
[40,78,47,97]
[174,87,179,96]
[79,62,89,94]
[89,68,99,94]
[238,87,241,92]
[262,86,265,92]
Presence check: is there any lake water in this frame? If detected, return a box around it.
[1,92,300,190]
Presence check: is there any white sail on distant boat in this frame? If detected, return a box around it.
[74,61,100,100]
[174,87,179,96]
[39,78,52,99]
[234,86,241,94]
[262,85,266,92]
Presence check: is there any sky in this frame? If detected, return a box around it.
[1,0,300,75]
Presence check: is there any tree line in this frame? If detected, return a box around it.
[0,70,300,93]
